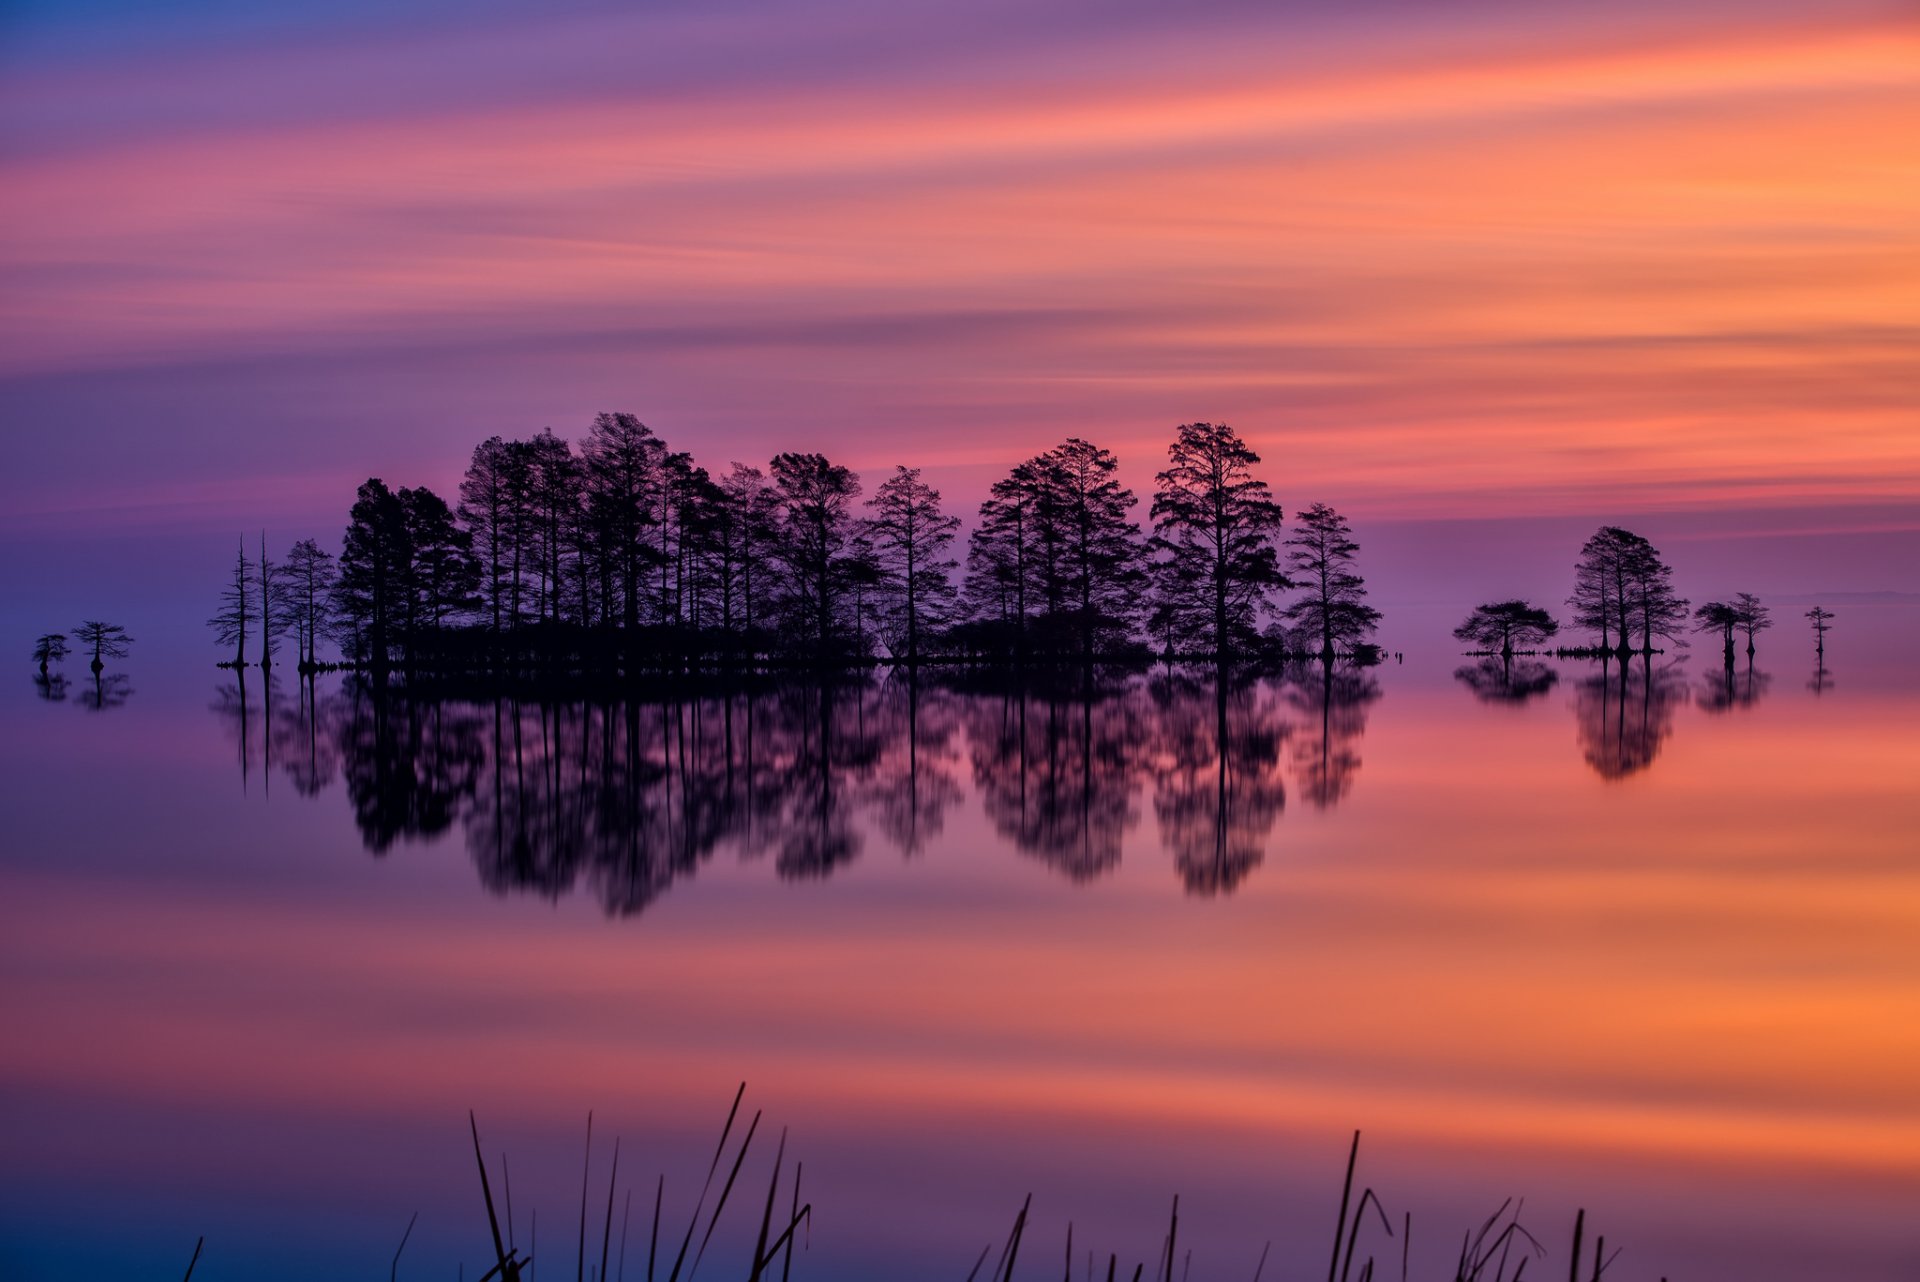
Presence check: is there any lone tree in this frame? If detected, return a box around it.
[1805,605,1835,654]
[864,465,961,665]
[1733,591,1772,656]
[73,620,132,672]
[1693,600,1742,664]
[33,633,69,673]
[208,538,254,666]
[1281,502,1380,662]
[1454,600,1560,658]
[1149,421,1289,662]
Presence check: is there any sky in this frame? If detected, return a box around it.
[2,0,1918,620]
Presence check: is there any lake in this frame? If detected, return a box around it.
[3,604,1917,1281]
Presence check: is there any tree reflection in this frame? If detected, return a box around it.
[965,672,1148,882]
[34,672,70,703]
[1286,659,1380,809]
[1696,659,1771,714]
[1453,657,1558,705]
[1572,654,1688,780]
[1148,672,1289,894]
[230,661,1396,912]
[76,669,132,712]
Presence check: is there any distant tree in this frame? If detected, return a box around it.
[770,451,863,653]
[1693,600,1742,663]
[73,620,132,671]
[33,633,69,673]
[207,538,254,666]
[1804,605,1835,655]
[280,538,336,669]
[401,485,479,638]
[256,531,281,670]
[1036,438,1144,658]
[1569,526,1685,653]
[1149,421,1289,661]
[1281,503,1380,661]
[457,436,517,632]
[1732,591,1771,656]
[334,478,410,667]
[962,460,1042,645]
[579,412,666,633]
[718,462,782,643]
[1453,600,1559,658]
[864,466,961,664]
[521,429,581,626]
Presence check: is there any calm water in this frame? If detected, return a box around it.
[4,606,1917,1281]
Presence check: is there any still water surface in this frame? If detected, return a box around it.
[3,607,1917,1280]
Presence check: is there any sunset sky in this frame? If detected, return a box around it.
[3,0,1917,613]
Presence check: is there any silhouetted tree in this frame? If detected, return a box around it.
[1149,421,1289,661]
[1569,526,1684,653]
[718,462,782,646]
[580,412,667,634]
[1732,592,1771,657]
[73,620,132,673]
[1281,503,1379,661]
[457,436,518,633]
[864,466,961,664]
[521,429,580,626]
[1804,604,1834,655]
[770,452,863,654]
[1453,600,1559,658]
[207,539,254,666]
[1041,438,1145,658]
[33,632,68,673]
[962,460,1042,648]
[256,531,281,670]
[334,478,410,668]
[1693,600,1742,664]
[401,485,480,640]
[280,538,336,669]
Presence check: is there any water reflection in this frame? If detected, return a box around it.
[1697,660,1771,714]
[34,672,70,703]
[213,663,1397,908]
[1452,656,1559,705]
[1572,655,1689,781]
[75,669,132,712]
[1286,660,1379,808]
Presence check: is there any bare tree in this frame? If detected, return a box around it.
[1733,591,1772,657]
[1804,605,1835,655]
[280,538,336,669]
[33,633,69,673]
[257,531,281,670]
[207,539,254,667]
[73,620,133,671]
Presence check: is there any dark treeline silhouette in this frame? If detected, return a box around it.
[213,662,1381,910]
[211,419,1385,673]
